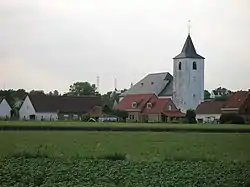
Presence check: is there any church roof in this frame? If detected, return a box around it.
[121,72,173,97]
[173,34,205,59]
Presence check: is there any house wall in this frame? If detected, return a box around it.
[0,99,11,118]
[196,114,221,123]
[173,58,204,113]
[127,112,140,122]
[19,96,36,120]
[36,113,58,121]
[148,114,160,122]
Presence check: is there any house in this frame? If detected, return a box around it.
[196,100,226,123]
[120,33,205,112]
[114,94,184,123]
[196,91,250,124]
[0,98,12,119]
[19,94,102,121]
[221,91,250,122]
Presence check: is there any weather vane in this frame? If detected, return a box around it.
[188,20,191,35]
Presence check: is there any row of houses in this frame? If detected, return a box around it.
[1,90,250,123]
[0,94,102,121]
[196,91,250,123]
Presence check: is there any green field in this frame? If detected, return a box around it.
[1,121,250,129]
[0,131,250,161]
[1,122,250,186]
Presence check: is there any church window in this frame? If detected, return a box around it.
[193,61,197,70]
[178,62,182,70]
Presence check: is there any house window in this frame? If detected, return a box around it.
[193,61,197,70]
[178,62,182,70]
[129,114,135,120]
[168,105,172,110]
[132,102,137,108]
[147,102,152,109]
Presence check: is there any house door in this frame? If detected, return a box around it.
[29,114,35,120]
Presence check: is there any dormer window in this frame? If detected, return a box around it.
[178,62,182,70]
[132,102,137,108]
[147,102,152,109]
[193,61,197,70]
[168,105,172,110]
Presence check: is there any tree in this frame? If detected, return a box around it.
[53,90,59,96]
[68,82,98,96]
[185,109,197,124]
[204,90,210,100]
[30,90,45,96]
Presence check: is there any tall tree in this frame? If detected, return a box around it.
[69,82,98,96]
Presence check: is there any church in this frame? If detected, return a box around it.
[117,33,205,115]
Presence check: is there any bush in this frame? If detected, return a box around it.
[220,113,245,124]
[185,109,197,124]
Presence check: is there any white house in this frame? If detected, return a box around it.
[0,98,12,119]
[196,100,226,123]
[19,94,102,121]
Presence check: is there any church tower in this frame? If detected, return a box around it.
[173,34,205,112]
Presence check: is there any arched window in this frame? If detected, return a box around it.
[193,61,197,70]
[178,62,182,70]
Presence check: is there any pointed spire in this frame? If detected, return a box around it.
[173,35,205,59]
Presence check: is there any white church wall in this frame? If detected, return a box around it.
[173,58,204,113]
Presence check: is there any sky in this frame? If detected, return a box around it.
[0,0,250,94]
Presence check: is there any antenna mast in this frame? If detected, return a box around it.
[96,76,100,93]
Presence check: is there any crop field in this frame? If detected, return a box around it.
[0,122,250,186]
[1,121,250,133]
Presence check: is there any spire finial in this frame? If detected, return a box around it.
[188,20,191,35]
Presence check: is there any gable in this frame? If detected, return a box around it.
[115,94,155,111]
[0,99,12,111]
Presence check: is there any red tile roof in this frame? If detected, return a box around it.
[223,91,250,109]
[114,94,154,111]
[196,100,226,114]
[143,98,172,114]
[115,94,184,117]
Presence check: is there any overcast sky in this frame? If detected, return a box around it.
[0,0,250,94]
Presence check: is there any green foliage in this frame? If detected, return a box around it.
[185,109,197,124]
[204,90,211,99]
[112,110,128,121]
[220,113,245,124]
[68,82,99,96]
[0,157,249,187]
[98,152,127,161]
